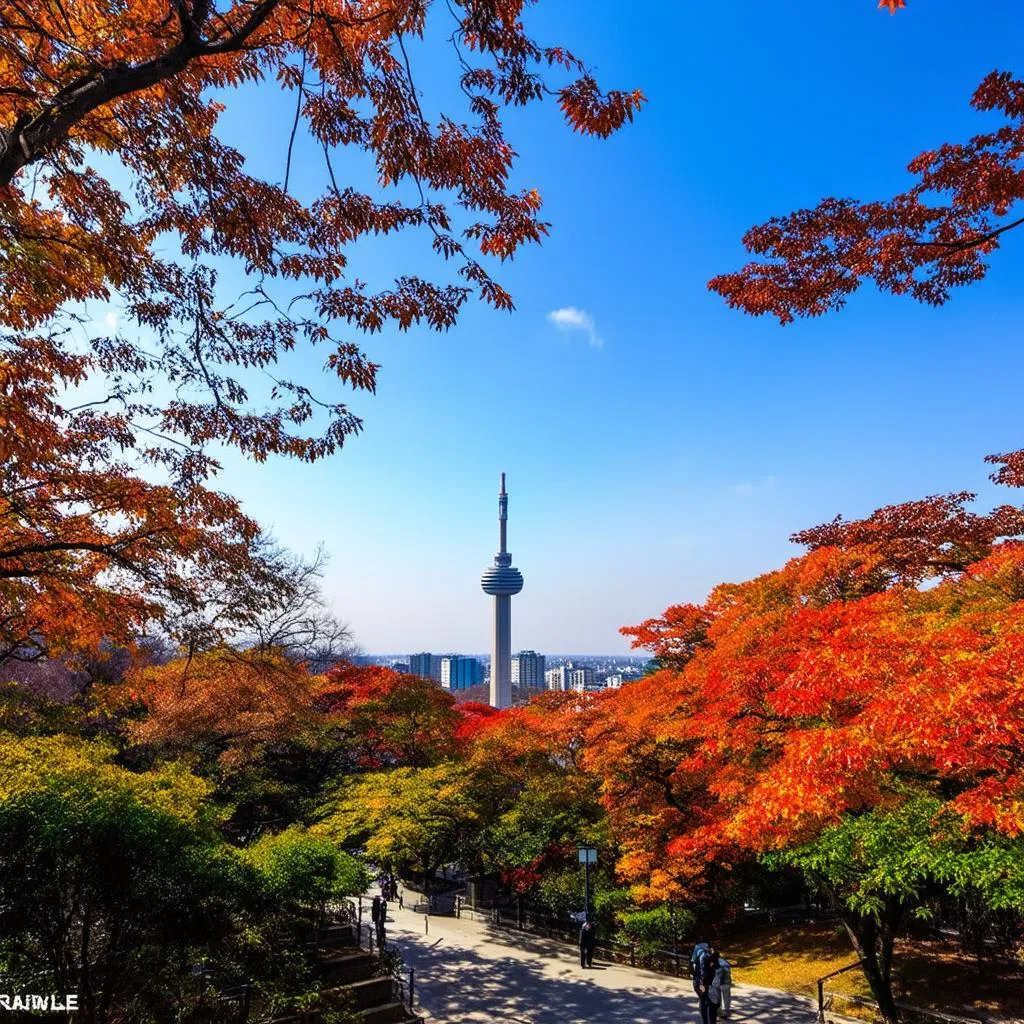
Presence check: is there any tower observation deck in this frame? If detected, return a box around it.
[481,473,523,708]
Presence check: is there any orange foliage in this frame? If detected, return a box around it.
[453,700,502,743]
[1,0,642,454]
[319,662,462,767]
[710,65,1024,324]
[0,345,285,666]
[129,649,326,763]
[608,468,1024,902]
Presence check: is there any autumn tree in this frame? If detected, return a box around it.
[580,667,723,909]
[618,461,1024,1021]
[314,763,478,898]
[0,0,641,662]
[459,692,607,895]
[318,661,463,767]
[129,648,324,752]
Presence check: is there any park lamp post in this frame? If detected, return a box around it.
[577,845,597,923]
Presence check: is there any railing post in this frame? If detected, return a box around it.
[817,977,825,1022]
[455,894,462,919]
[409,967,415,1010]
[357,901,363,949]
[630,943,635,967]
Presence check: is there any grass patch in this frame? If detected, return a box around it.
[722,922,1024,1021]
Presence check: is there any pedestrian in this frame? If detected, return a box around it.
[690,940,709,994]
[579,919,597,968]
[697,940,722,1024]
[717,953,732,1019]
[371,894,386,948]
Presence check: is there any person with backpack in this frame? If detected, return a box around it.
[697,940,723,1024]
[690,940,709,994]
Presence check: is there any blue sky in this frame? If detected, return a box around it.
[160,0,1024,654]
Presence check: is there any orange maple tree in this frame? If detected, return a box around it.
[0,1,641,662]
[1,0,642,447]
[128,647,326,758]
[0,343,296,667]
[318,662,464,767]
[615,458,1024,1020]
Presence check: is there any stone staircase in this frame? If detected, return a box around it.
[272,921,413,1024]
[315,924,411,1024]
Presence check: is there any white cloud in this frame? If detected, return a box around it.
[547,306,603,349]
[103,311,118,330]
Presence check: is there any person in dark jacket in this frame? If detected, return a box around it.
[579,919,597,968]
[697,940,722,1024]
[690,940,709,994]
[371,894,386,948]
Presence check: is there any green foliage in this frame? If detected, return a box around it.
[768,797,1024,920]
[614,903,695,956]
[244,825,369,906]
[480,774,605,870]
[314,764,477,879]
[0,734,247,1016]
[536,866,615,917]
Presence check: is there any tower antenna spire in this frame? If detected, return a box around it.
[498,472,508,554]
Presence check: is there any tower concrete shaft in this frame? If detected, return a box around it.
[491,594,511,709]
[480,472,523,709]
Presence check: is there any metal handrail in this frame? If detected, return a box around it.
[821,988,986,1024]
[815,961,863,1022]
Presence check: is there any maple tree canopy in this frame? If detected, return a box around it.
[0,0,641,662]
[613,461,1024,1020]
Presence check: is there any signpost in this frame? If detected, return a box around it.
[577,846,597,923]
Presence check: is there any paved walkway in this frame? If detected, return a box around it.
[374,894,821,1024]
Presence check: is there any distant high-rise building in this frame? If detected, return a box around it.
[604,674,624,689]
[409,653,441,681]
[545,666,570,692]
[440,655,485,690]
[570,666,597,692]
[512,650,545,689]
[480,473,525,709]
[393,663,411,674]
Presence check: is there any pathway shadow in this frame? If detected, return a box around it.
[388,923,819,1024]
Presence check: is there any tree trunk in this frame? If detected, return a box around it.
[80,905,95,1024]
[824,888,903,1023]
